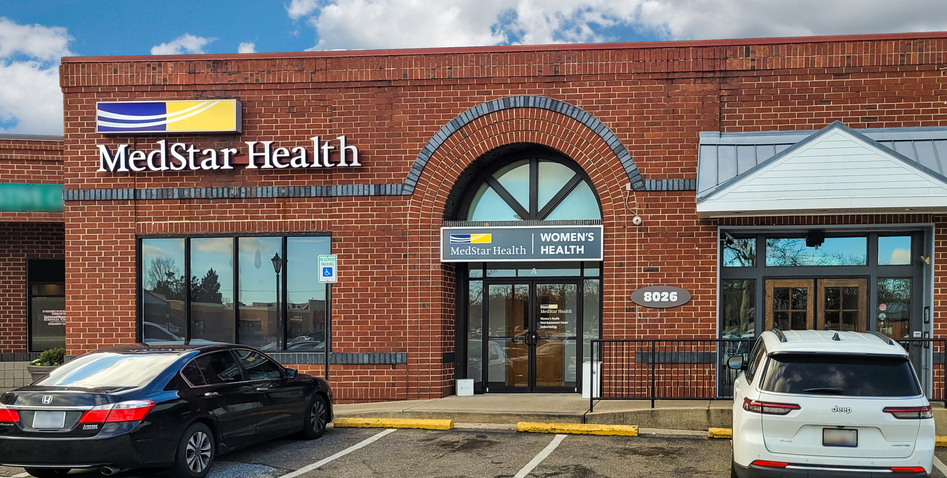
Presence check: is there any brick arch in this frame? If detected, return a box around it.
[403,96,643,195]
[400,102,639,399]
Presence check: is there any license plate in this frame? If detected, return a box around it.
[823,428,857,447]
[32,411,66,429]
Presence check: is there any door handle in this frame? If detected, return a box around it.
[256,387,271,392]
[203,392,220,398]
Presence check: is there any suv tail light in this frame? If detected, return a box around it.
[0,406,19,423]
[751,460,788,468]
[743,397,800,415]
[78,400,155,424]
[891,467,926,473]
[883,405,933,419]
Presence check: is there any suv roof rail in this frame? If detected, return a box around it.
[868,330,894,345]
[771,327,788,343]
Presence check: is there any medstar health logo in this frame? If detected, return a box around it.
[449,234,492,244]
[96,100,241,134]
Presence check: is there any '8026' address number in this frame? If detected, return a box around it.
[630,285,691,309]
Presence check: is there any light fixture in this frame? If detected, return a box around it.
[271,252,282,274]
[805,230,825,248]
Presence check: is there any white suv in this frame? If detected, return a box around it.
[729,330,934,478]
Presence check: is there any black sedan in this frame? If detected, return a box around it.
[0,343,333,478]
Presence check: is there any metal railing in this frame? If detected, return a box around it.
[589,337,946,413]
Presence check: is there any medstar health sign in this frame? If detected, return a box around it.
[440,226,603,262]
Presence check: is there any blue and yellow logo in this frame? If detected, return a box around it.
[450,234,492,244]
[96,100,242,134]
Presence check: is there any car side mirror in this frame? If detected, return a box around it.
[727,355,745,371]
[285,368,297,379]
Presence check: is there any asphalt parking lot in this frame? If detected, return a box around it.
[0,425,945,478]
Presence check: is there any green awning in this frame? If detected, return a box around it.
[0,183,64,212]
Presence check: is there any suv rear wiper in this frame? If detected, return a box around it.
[803,387,844,394]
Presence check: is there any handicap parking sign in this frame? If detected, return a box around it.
[318,255,337,283]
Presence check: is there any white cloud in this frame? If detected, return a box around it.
[0,17,74,62]
[0,17,72,135]
[238,42,256,54]
[151,34,215,55]
[287,0,320,20]
[291,0,947,51]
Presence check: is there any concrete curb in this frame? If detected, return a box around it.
[333,417,454,430]
[517,422,639,436]
[937,436,947,447]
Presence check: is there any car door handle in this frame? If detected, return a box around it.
[256,387,271,391]
[203,392,220,398]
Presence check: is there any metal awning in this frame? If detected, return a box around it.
[696,122,947,218]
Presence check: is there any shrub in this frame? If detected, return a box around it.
[31,347,66,366]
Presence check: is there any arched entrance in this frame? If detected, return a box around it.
[447,145,603,393]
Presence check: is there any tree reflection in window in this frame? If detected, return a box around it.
[466,155,601,221]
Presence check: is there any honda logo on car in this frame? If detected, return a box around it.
[41,395,53,404]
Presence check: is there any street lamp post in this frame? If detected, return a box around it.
[271,252,282,349]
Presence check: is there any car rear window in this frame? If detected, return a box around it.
[759,353,921,397]
[37,352,185,388]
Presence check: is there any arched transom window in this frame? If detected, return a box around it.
[464,152,601,221]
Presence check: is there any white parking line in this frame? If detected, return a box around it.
[934,456,947,477]
[513,434,566,478]
[277,428,397,478]
[11,473,29,478]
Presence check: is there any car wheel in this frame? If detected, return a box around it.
[301,394,329,440]
[730,441,738,478]
[171,422,215,478]
[23,469,70,478]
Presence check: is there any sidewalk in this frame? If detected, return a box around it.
[334,394,733,430]
[334,394,947,432]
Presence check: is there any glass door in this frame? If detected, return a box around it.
[765,278,868,332]
[484,280,579,392]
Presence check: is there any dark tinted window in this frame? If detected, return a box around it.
[195,351,243,384]
[37,352,184,388]
[745,338,766,383]
[760,353,921,397]
[234,349,282,381]
[181,361,205,386]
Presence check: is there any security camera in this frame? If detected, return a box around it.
[722,232,736,246]
[632,215,643,226]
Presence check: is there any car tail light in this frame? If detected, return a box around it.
[891,467,926,473]
[78,400,155,424]
[883,406,933,419]
[743,397,800,415]
[0,407,19,423]
[751,460,788,468]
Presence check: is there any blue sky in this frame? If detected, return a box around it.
[2,0,947,135]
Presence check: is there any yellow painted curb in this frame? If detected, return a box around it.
[937,436,947,447]
[708,428,732,439]
[516,422,638,436]
[333,417,454,430]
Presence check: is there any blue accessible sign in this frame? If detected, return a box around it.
[318,254,337,283]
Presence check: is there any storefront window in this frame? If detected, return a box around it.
[140,235,329,350]
[582,279,600,366]
[467,280,483,383]
[877,278,911,339]
[721,280,755,339]
[141,239,186,344]
[28,259,65,352]
[286,237,330,350]
[723,238,756,267]
[190,237,236,344]
[766,237,866,266]
[878,236,912,265]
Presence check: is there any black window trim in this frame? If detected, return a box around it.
[137,233,331,351]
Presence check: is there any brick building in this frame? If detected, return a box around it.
[1,31,946,402]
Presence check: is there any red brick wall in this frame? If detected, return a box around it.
[0,223,65,352]
[58,33,947,401]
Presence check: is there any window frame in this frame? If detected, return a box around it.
[459,149,602,222]
[137,233,331,352]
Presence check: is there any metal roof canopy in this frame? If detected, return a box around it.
[696,122,947,218]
